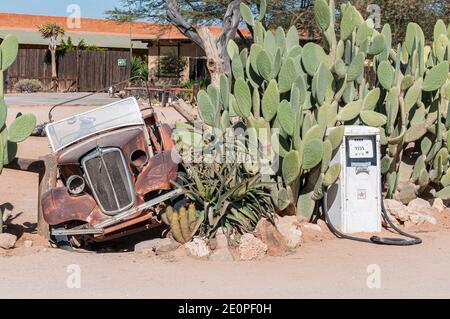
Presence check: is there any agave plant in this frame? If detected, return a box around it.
[168,128,275,241]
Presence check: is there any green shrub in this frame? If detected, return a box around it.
[14,79,43,93]
[131,56,149,81]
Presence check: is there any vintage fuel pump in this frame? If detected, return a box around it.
[323,126,422,246]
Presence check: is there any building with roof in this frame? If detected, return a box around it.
[0,12,319,90]
[0,12,248,86]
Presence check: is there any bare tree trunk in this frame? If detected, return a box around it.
[166,0,241,87]
[197,28,224,86]
[51,49,57,91]
[216,0,242,79]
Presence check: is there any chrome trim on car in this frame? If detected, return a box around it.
[81,147,135,216]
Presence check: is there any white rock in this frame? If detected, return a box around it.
[23,240,33,248]
[0,233,17,249]
[184,238,210,258]
[396,207,410,222]
[384,199,404,211]
[302,223,322,232]
[408,212,425,225]
[208,247,234,262]
[134,238,173,254]
[408,198,432,215]
[384,199,410,222]
[432,198,446,214]
[238,234,267,261]
[276,216,302,249]
[422,214,437,225]
[215,228,229,249]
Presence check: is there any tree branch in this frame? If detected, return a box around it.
[165,0,205,50]
[216,0,242,78]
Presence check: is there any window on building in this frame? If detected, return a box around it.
[159,45,185,78]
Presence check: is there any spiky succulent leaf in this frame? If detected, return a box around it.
[404,123,428,143]
[277,100,295,136]
[302,138,323,170]
[337,100,363,122]
[362,88,380,110]
[404,78,423,112]
[436,186,450,200]
[240,3,254,26]
[321,139,332,173]
[283,150,302,184]
[262,79,280,122]
[279,58,298,93]
[234,78,252,118]
[0,100,7,128]
[220,74,230,110]
[286,26,300,51]
[340,5,360,40]
[7,114,36,143]
[423,62,448,92]
[301,43,329,76]
[314,0,331,31]
[327,126,345,150]
[347,52,365,81]
[368,34,385,55]
[360,110,387,127]
[0,35,19,70]
[297,191,315,221]
[377,60,394,89]
[256,50,273,81]
[323,163,341,187]
[227,39,239,60]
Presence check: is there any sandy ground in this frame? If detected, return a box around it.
[1,95,450,299]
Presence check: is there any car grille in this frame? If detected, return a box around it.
[82,147,134,215]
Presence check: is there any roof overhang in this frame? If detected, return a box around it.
[0,28,149,50]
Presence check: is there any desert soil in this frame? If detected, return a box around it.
[1,95,450,299]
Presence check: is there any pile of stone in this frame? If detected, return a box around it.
[0,233,17,250]
[384,198,446,227]
[134,216,304,261]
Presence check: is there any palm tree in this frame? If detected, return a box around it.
[38,23,65,91]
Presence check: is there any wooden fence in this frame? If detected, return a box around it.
[6,48,132,92]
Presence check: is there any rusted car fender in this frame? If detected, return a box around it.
[135,150,178,196]
[42,187,98,225]
[160,123,175,151]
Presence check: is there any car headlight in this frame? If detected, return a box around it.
[67,175,86,195]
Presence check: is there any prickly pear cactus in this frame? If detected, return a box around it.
[0,35,37,232]
[311,2,450,203]
[194,0,350,221]
[192,0,450,219]
[369,20,449,202]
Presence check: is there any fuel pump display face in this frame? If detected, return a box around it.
[347,137,374,159]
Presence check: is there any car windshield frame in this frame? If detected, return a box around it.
[45,97,144,153]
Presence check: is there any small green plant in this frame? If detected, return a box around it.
[58,36,106,52]
[131,56,149,80]
[170,130,275,240]
[182,78,211,90]
[0,35,37,232]
[14,79,43,93]
[159,52,187,78]
[160,203,202,244]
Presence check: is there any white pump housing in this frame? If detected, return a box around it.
[325,126,381,233]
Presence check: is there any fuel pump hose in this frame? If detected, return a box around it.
[322,191,422,246]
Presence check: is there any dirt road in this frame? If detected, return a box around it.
[1,230,450,299]
[1,98,449,299]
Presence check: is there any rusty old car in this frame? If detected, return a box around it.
[42,97,183,250]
